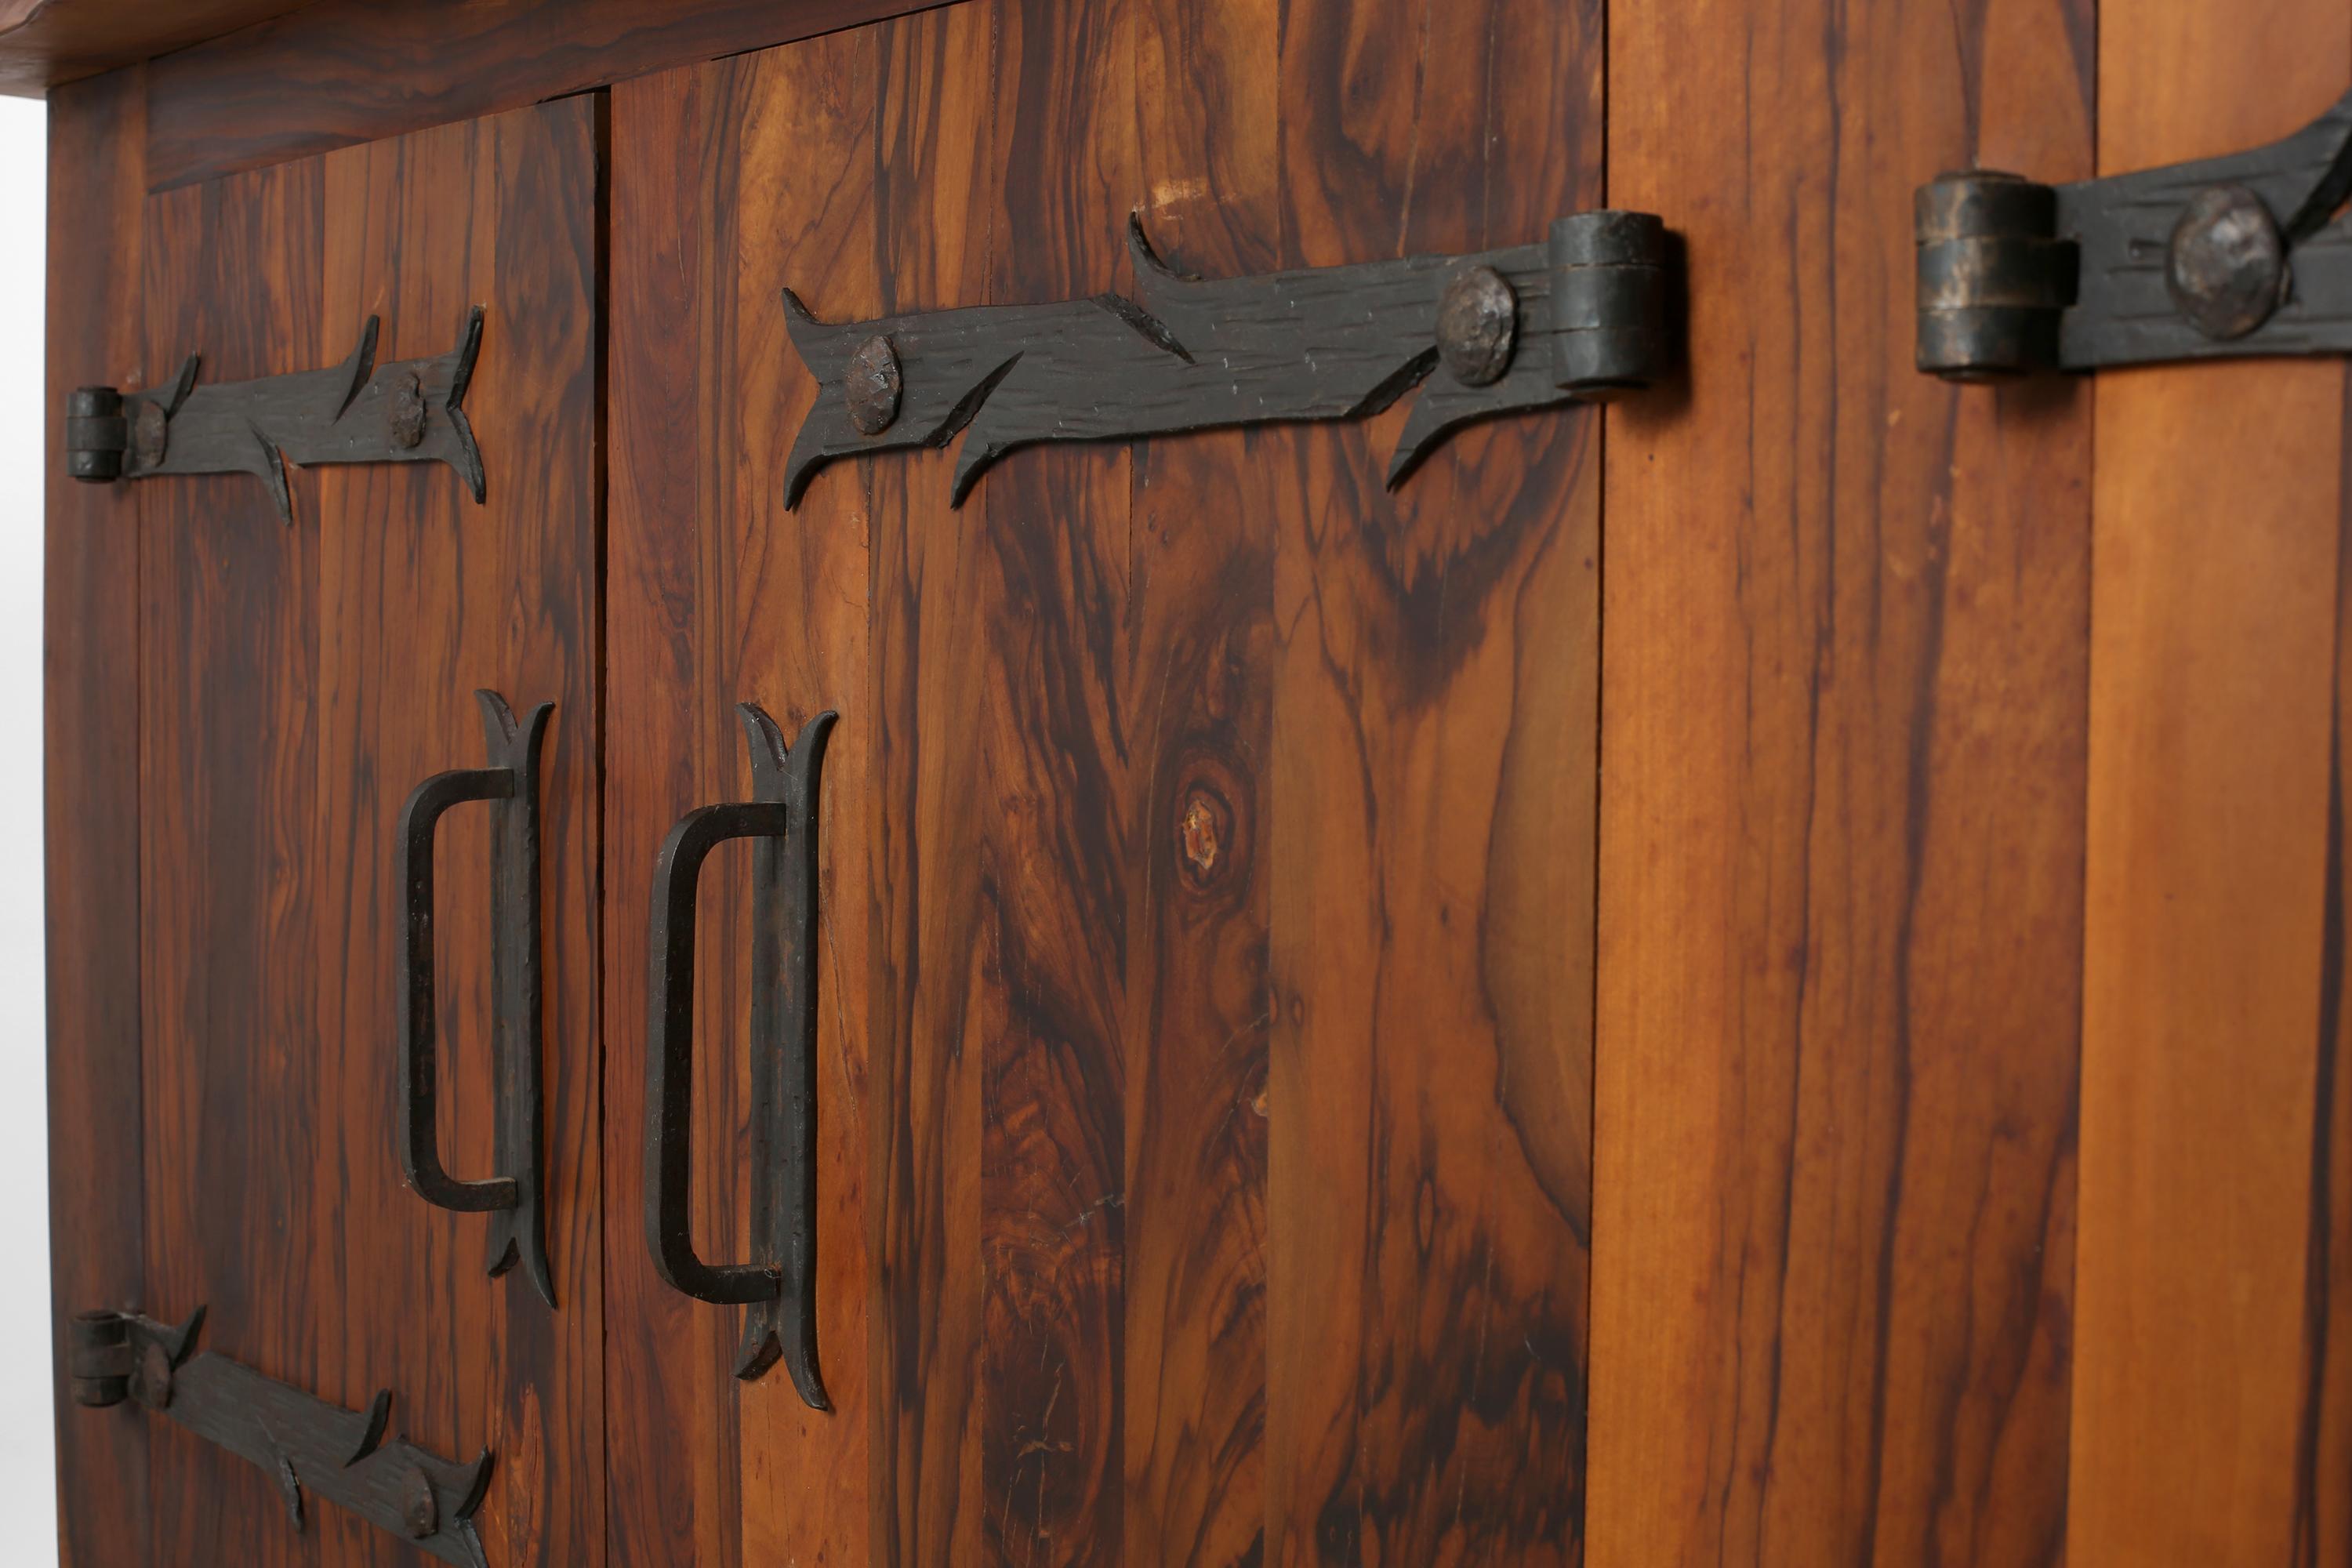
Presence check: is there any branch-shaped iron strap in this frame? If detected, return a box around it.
[780,210,1667,508]
[1918,82,2352,376]
[70,1306,495,1568]
[65,307,487,519]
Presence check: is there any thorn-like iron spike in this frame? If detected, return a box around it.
[346,1389,392,1466]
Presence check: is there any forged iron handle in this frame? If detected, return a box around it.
[394,690,557,1308]
[644,703,835,1407]
[399,763,518,1211]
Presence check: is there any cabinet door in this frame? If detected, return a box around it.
[603,0,1598,1562]
[49,95,602,1568]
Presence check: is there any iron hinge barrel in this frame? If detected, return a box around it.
[1918,81,2352,379]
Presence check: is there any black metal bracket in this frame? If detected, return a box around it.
[397,690,556,1309]
[780,209,1668,508]
[65,307,487,520]
[644,704,834,1409]
[1918,85,2352,378]
[70,1306,495,1568]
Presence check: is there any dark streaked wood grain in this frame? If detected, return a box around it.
[862,9,997,1560]
[44,60,149,1568]
[974,1,1137,1561]
[2070,5,2352,1559]
[1591,0,2092,1562]
[604,35,879,1568]
[1261,0,1602,1561]
[0,0,300,99]
[1120,0,1276,1561]
[143,0,949,194]
[137,146,328,1568]
[131,98,600,1568]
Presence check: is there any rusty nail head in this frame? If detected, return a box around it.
[401,1468,439,1538]
[1436,265,1518,387]
[131,1341,174,1410]
[131,400,170,470]
[2167,184,2287,341]
[845,336,902,435]
[386,367,429,449]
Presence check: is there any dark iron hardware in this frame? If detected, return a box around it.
[780,209,1668,508]
[1918,85,2352,378]
[644,703,835,1408]
[65,307,487,520]
[398,689,556,1308]
[70,1306,495,1568]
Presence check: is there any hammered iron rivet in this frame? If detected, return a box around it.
[844,335,902,435]
[1436,265,1519,387]
[386,367,429,450]
[2167,183,2288,342]
[131,1341,174,1410]
[131,400,170,470]
[401,1467,438,1539]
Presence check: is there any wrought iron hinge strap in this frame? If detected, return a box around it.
[70,1307,495,1568]
[1918,84,2352,377]
[781,209,1668,508]
[65,307,487,520]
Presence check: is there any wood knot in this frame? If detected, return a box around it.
[1179,789,1225,882]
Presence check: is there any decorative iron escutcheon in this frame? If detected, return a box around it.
[397,690,557,1308]
[779,209,1668,507]
[644,704,834,1408]
[69,1306,495,1568]
[1918,84,2352,378]
[65,307,487,520]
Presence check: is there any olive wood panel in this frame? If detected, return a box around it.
[2071,2,2352,1560]
[1592,0,2092,1563]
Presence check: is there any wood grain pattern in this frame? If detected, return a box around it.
[1121,0,1276,1561]
[137,146,327,1568]
[974,2,1138,1561]
[862,13,996,1563]
[142,0,950,195]
[2070,4,2352,1559]
[44,60,150,1568]
[1262,0,1602,1562]
[0,0,299,98]
[130,98,600,1568]
[1590,0,2092,1562]
[604,34,880,1568]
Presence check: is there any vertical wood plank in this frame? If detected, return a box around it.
[137,151,325,1568]
[45,60,149,1568]
[313,96,604,1568]
[1120,0,1278,1560]
[1592,0,2092,1562]
[976,2,1138,1559]
[865,6,998,1559]
[1264,0,1603,1561]
[608,38,877,1568]
[2071,3,2352,1559]
[604,62,745,1568]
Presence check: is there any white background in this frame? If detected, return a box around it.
[0,93,59,1561]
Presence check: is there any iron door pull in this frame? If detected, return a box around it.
[397,689,557,1308]
[644,703,834,1410]
[1918,80,2352,377]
